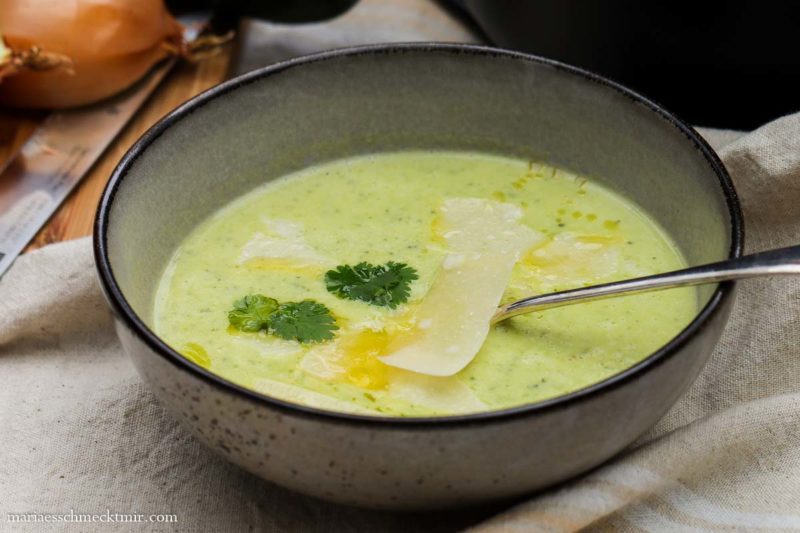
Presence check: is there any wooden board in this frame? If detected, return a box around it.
[0,44,234,253]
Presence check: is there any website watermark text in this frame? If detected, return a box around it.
[5,509,177,525]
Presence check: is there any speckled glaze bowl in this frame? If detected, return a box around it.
[94,44,743,509]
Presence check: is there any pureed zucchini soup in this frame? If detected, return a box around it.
[154,151,697,416]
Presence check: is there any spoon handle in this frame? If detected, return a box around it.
[492,244,800,324]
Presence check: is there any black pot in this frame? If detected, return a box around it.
[166,0,358,24]
[453,0,800,128]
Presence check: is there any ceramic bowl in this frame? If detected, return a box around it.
[94,44,743,509]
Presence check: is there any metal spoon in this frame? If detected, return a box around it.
[492,244,800,324]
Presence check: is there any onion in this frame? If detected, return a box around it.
[0,33,12,81]
[0,0,185,109]
[0,31,73,85]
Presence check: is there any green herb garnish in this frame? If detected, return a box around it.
[227,294,337,343]
[324,261,418,308]
[268,300,338,343]
[227,294,278,332]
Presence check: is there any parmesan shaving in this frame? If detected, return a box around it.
[379,198,543,376]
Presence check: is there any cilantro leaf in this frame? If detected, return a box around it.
[268,300,338,343]
[227,294,278,332]
[324,261,418,308]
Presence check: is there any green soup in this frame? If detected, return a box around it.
[154,151,697,416]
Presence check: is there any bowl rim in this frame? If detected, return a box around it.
[94,42,744,428]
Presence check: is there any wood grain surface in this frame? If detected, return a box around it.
[0,43,234,253]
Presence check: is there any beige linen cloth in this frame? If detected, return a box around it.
[3,1,800,531]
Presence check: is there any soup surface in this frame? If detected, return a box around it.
[154,151,697,416]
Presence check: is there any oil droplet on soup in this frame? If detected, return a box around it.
[153,151,698,417]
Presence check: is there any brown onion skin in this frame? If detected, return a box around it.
[0,0,182,109]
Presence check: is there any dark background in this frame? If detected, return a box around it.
[452,0,800,129]
[167,0,799,129]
